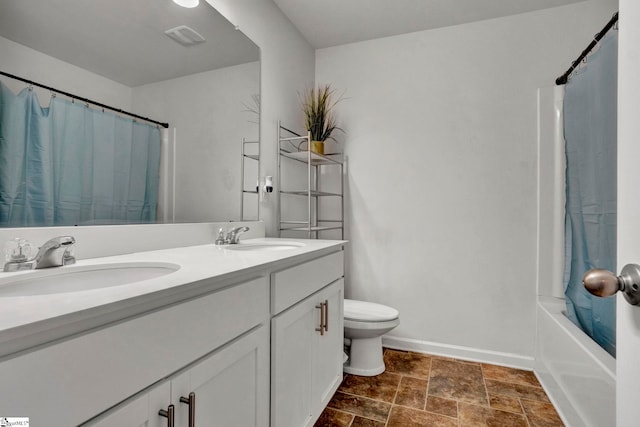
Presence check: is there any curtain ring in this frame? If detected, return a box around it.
[579,57,588,70]
[50,91,56,98]
[28,84,33,91]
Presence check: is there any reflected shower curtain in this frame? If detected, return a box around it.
[563,33,617,357]
[0,82,161,227]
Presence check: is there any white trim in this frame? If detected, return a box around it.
[534,370,582,427]
[382,335,535,371]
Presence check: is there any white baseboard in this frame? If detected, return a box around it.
[382,335,535,371]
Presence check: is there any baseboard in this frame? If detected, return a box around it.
[382,336,535,371]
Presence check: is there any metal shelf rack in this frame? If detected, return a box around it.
[240,138,260,221]
[277,122,344,239]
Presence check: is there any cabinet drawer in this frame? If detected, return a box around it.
[0,276,268,427]
[271,251,343,315]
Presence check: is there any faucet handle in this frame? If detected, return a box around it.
[215,228,227,245]
[62,247,76,266]
[3,238,36,272]
[4,238,34,262]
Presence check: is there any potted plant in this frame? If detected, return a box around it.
[301,84,343,155]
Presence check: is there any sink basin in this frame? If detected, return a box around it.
[0,262,180,297]
[224,241,305,252]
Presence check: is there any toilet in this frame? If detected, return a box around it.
[343,299,400,376]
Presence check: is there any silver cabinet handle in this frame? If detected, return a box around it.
[323,299,329,332]
[159,404,175,427]
[583,263,640,305]
[315,303,325,335]
[180,392,196,427]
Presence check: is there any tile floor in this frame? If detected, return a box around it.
[314,348,564,427]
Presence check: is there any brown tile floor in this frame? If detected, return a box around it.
[314,348,564,427]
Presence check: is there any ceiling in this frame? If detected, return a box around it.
[273,0,586,49]
[0,0,259,87]
[0,0,588,86]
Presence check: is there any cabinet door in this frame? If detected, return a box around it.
[271,295,321,427]
[82,381,170,427]
[312,279,344,417]
[171,325,269,427]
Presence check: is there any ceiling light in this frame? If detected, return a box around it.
[172,0,199,8]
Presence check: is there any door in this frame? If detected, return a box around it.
[312,279,344,417]
[170,325,269,427]
[271,295,317,427]
[617,2,640,425]
[82,381,170,427]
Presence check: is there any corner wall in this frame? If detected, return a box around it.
[316,0,618,364]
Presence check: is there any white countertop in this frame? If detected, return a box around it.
[0,238,345,358]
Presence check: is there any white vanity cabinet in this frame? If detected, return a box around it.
[271,250,345,427]
[0,241,346,427]
[0,276,269,427]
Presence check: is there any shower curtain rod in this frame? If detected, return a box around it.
[0,70,169,128]
[555,12,618,85]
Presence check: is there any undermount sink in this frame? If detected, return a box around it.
[0,262,180,297]
[224,241,305,252]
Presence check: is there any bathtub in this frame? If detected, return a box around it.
[535,296,615,427]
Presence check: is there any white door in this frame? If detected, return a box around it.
[83,381,170,427]
[170,325,270,427]
[616,1,640,425]
[312,279,344,417]
[271,295,317,427]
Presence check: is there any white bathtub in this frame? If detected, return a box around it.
[535,297,615,427]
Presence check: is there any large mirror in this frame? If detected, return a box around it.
[0,0,260,227]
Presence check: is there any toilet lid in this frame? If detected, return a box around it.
[344,299,399,322]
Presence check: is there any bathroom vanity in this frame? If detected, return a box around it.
[0,238,345,427]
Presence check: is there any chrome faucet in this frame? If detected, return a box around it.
[3,236,76,272]
[215,226,250,245]
[33,236,76,269]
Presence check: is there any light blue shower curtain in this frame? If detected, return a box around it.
[0,82,161,227]
[563,33,617,357]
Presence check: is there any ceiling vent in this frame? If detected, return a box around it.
[164,25,206,46]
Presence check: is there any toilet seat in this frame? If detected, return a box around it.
[344,299,399,322]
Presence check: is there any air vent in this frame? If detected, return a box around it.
[164,25,206,46]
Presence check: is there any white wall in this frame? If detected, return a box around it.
[132,62,260,222]
[316,0,618,364]
[205,0,316,236]
[0,36,131,109]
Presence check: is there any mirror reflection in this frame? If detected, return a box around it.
[0,0,260,227]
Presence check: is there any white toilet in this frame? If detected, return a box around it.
[343,299,400,376]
